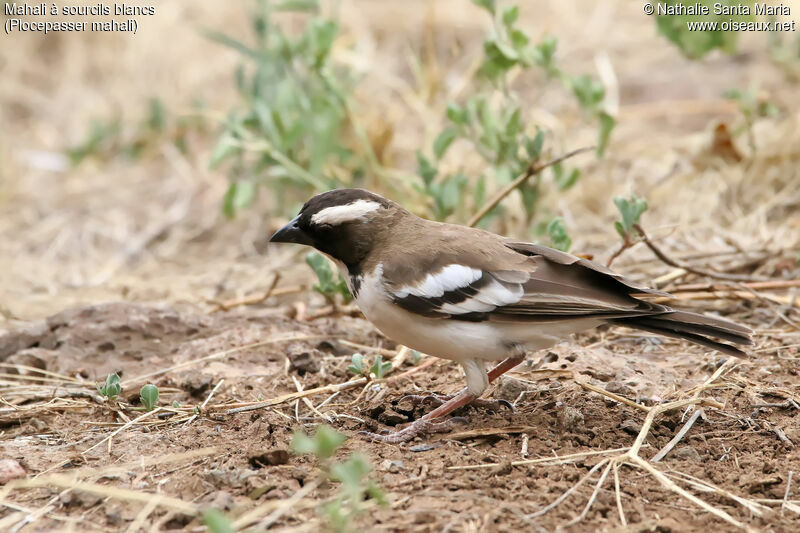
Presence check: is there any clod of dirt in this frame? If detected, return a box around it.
[494,376,536,402]
[620,418,642,435]
[315,339,350,356]
[672,446,702,462]
[249,449,290,468]
[605,380,635,397]
[378,407,408,426]
[59,491,103,508]
[182,371,213,398]
[558,406,585,432]
[0,459,25,484]
[286,342,322,374]
[5,348,51,375]
[380,459,404,473]
[654,517,683,532]
[206,468,257,488]
[0,322,49,360]
[744,474,783,495]
[201,490,235,511]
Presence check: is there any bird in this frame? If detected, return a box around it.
[270,188,753,443]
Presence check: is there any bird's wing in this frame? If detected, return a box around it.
[385,241,670,322]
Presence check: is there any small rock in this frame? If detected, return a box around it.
[378,407,407,426]
[0,459,25,484]
[494,376,535,402]
[105,505,123,526]
[672,446,702,462]
[620,419,642,436]
[6,349,50,375]
[654,517,682,532]
[183,372,212,398]
[605,381,634,396]
[558,406,585,432]
[60,490,102,508]
[201,490,234,511]
[249,449,290,468]
[379,460,404,473]
[409,443,443,452]
[205,468,256,488]
[286,343,321,374]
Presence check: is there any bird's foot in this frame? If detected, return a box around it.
[358,416,468,444]
[399,393,513,412]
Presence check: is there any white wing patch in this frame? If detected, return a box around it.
[394,264,482,299]
[311,199,382,225]
[440,277,523,314]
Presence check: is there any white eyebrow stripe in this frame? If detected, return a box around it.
[311,199,382,225]
[394,265,483,299]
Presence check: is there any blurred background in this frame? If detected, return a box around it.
[1,0,799,322]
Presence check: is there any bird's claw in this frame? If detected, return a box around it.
[357,416,468,444]
[398,393,513,412]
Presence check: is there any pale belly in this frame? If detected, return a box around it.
[354,269,600,363]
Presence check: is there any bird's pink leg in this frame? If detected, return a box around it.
[359,355,525,444]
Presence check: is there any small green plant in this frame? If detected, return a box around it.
[418,0,614,237]
[347,353,392,379]
[614,195,649,243]
[606,194,649,267]
[67,97,198,165]
[97,373,121,401]
[203,509,235,533]
[655,0,751,59]
[292,425,387,533]
[139,384,159,411]
[546,217,571,252]
[208,0,372,219]
[723,87,779,149]
[305,252,353,303]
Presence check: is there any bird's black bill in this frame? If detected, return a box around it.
[269,216,313,245]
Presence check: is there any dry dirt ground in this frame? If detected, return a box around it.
[2,0,800,531]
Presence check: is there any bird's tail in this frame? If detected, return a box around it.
[609,310,753,357]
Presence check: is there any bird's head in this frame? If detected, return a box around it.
[269,188,398,269]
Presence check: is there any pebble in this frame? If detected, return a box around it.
[0,459,25,484]
[493,376,535,402]
[672,446,702,462]
[558,406,585,432]
[620,419,642,435]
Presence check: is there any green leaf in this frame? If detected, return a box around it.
[222,181,256,219]
[209,133,239,169]
[274,0,319,11]
[483,39,519,69]
[97,373,121,401]
[655,0,747,59]
[306,252,352,302]
[308,19,338,67]
[525,129,546,160]
[471,0,496,14]
[547,217,572,252]
[347,353,365,376]
[532,37,558,73]
[330,453,371,489]
[502,5,519,27]
[446,103,469,126]
[369,355,392,379]
[417,152,438,186]
[596,111,615,157]
[570,75,605,113]
[139,384,159,411]
[433,128,458,160]
[203,509,235,533]
[292,425,347,459]
[555,167,580,190]
[613,195,648,237]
